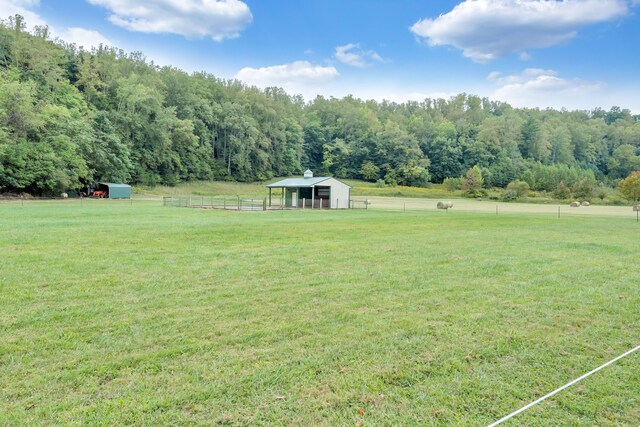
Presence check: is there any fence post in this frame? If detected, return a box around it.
[558,206,560,219]
[263,198,267,211]
[238,197,241,211]
[21,195,24,207]
[81,196,83,207]
[303,198,305,210]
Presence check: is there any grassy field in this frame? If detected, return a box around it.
[136,178,630,207]
[133,178,457,199]
[1,200,639,425]
[361,196,639,218]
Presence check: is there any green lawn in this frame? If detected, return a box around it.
[1,201,638,425]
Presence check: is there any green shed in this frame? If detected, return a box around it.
[98,182,131,199]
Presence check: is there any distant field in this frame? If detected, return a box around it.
[1,201,638,425]
[136,180,273,198]
[138,179,630,208]
[360,196,639,218]
[137,179,458,200]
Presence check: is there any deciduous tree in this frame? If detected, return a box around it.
[619,171,640,202]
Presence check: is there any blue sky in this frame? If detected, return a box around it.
[2,0,639,112]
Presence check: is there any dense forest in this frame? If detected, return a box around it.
[1,16,639,196]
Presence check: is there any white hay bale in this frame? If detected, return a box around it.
[570,201,580,207]
[581,201,590,206]
[437,201,453,210]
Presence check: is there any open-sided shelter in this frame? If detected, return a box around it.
[97,182,131,199]
[267,170,351,209]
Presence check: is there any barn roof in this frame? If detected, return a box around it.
[99,182,131,189]
[267,177,332,188]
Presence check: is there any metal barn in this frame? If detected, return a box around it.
[97,183,131,199]
[267,170,351,209]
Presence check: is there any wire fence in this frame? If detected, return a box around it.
[350,199,370,209]
[2,195,638,220]
[357,197,640,220]
[163,196,270,211]
[163,196,379,211]
[0,196,134,206]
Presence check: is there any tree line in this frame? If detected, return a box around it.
[1,16,639,196]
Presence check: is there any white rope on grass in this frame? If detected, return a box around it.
[487,343,640,427]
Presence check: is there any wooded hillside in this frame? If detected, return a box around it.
[1,16,639,195]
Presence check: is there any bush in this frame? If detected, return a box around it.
[595,183,609,200]
[552,182,572,200]
[502,189,518,201]
[572,179,595,200]
[443,177,462,192]
[462,165,484,196]
[360,161,380,182]
[506,180,530,199]
[384,170,398,187]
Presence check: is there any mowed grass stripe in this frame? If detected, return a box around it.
[1,202,638,425]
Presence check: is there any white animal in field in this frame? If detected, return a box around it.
[61,193,68,199]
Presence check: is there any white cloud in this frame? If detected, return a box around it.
[0,0,112,49]
[59,27,112,49]
[0,0,47,27]
[235,61,339,86]
[87,0,252,41]
[235,61,339,100]
[335,43,388,68]
[519,52,533,61]
[410,0,630,62]
[488,68,606,109]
